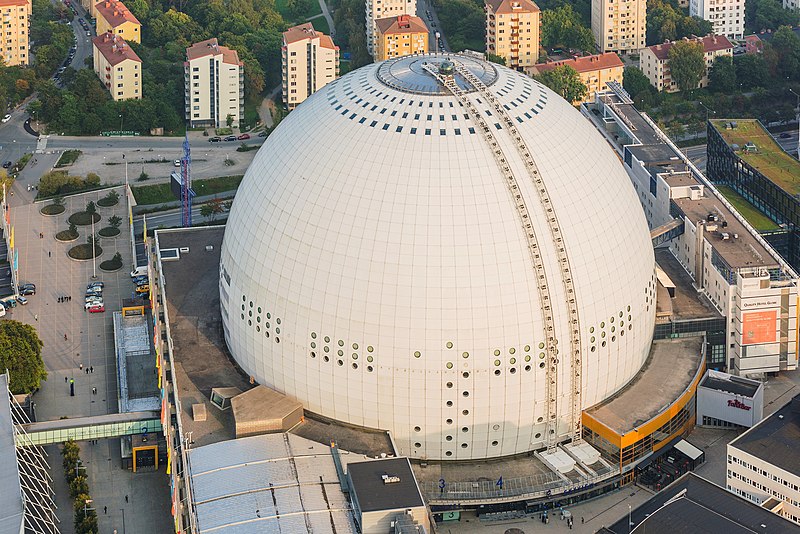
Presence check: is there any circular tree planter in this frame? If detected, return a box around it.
[98,226,120,238]
[55,229,79,242]
[99,257,123,271]
[97,197,120,208]
[68,212,101,226]
[40,204,65,216]
[68,244,103,260]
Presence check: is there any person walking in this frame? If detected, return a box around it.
[90,366,93,373]
[48,251,51,258]
[79,363,83,371]
[103,506,107,514]
[34,314,37,321]
[64,333,68,341]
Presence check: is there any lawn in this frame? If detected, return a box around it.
[54,150,82,168]
[132,175,244,205]
[715,185,781,232]
[712,119,800,196]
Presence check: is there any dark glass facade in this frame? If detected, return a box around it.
[706,122,800,270]
[654,320,726,369]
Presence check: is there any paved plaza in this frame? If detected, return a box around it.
[8,177,171,533]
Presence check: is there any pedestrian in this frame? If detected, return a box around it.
[48,251,51,258]
[582,517,584,524]
[103,506,107,515]
[64,376,68,383]
[34,314,37,321]
[85,368,89,374]
[79,363,83,370]
[125,495,128,503]
[64,333,68,341]
[92,387,96,395]
[90,366,94,373]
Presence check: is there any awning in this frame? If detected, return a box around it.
[673,439,704,461]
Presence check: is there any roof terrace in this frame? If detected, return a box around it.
[711,119,800,196]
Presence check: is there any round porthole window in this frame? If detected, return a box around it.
[446,382,453,388]
[462,391,469,397]
[276,318,281,325]
[494,349,501,356]
[367,366,373,372]
[367,355,373,362]
[462,372,469,378]
[462,410,469,416]
[414,351,421,358]
[324,336,330,343]
[414,426,421,432]
[352,343,358,350]
[367,346,374,352]
[445,451,452,457]
[446,362,453,369]
[491,440,499,446]
[461,443,468,449]
[446,341,453,349]
[414,442,421,448]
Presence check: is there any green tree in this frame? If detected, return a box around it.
[69,475,89,499]
[646,0,712,45]
[108,215,122,228]
[69,222,77,235]
[770,26,800,79]
[536,65,587,103]
[226,113,234,128]
[709,55,737,93]
[541,5,595,52]
[486,53,506,65]
[0,321,46,393]
[85,200,96,215]
[623,66,653,97]
[735,54,770,89]
[747,0,800,33]
[668,40,706,92]
[200,198,225,221]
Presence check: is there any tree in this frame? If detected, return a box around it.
[735,54,770,89]
[623,66,653,98]
[69,222,77,235]
[647,0,712,45]
[769,26,800,80]
[709,55,737,93]
[108,215,122,229]
[668,40,706,92]
[85,200,96,215]
[226,113,234,128]
[747,0,800,33]
[52,195,64,206]
[0,320,46,393]
[200,198,225,221]
[486,54,506,65]
[541,5,595,52]
[536,65,587,103]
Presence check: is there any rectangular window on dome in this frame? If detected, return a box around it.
[410,127,417,134]
[359,117,366,123]
[440,129,446,135]
[382,124,389,130]
[455,129,461,135]
[494,123,501,129]
[425,128,431,135]
[396,126,403,132]
[468,127,476,134]
[370,120,377,127]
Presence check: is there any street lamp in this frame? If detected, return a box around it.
[698,101,716,124]
[119,114,123,133]
[83,498,94,519]
[789,88,800,159]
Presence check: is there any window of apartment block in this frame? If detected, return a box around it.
[193,75,199,79]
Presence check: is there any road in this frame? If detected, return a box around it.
[417,0,449,52]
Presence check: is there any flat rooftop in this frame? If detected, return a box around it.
[711,119,800,196]
[672,183,777,270]
[599,96,663,145]
[699,370,761,398]
[586,336,704,434]
[113,311,160,412]
[158,227,395,455]
[730,393,800,476]
[348,457,424,512]
[655,249,722,321]
[602,472,800,533]
[187,433,359,533]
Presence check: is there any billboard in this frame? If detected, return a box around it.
[742,310,777,345]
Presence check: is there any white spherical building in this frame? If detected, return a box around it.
[220,55,656,460]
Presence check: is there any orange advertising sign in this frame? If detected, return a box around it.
[742,310,777,345]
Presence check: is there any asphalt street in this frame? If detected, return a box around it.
[417,0,449,52]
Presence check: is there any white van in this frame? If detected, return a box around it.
[130,266,148,278]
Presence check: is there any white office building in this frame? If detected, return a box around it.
[689,0,744,40]
[696,369,763,428]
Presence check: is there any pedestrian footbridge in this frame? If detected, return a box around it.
[16,410,161,446]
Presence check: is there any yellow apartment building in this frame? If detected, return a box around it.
[0,0,30,67]
[485,0,540,70]
[95,0,141,44]
[92,31,142,101]
[374,15,428,61]
[528,52,624,104]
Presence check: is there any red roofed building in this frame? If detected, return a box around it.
[282,23,339,110]
[0,0,31,67]
[185,38,245,128]
[641,34,733,92]
[95,0,141,44]
[92,31,142,101]
[528,52,623,104]
[374,15,428,61]
[485,0,540,70]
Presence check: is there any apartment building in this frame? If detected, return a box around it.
[282,23,339,111]
[184,38,244,128]
[95,0,141,44]
[728,394,800,526]
[785,0,798,11]
[591,0,645,54]
[365,0,416,56]
[485,0,541,70]
[92,31,141,101]
[528,52,623,103]
[640,34,733,92]
[690,0,744,40]
[374,14,428,61]
[0,0,30,67]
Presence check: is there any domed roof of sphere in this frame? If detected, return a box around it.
[220,54,656,461]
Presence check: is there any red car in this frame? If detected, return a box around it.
[88,304,105,313]
[237,133,250,140]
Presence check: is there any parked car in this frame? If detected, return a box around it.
[88,304,105,313]
[0,299,15,309]
[780,132,792,139]
[1,114,10,123]
[16,296,28,305]
[132,275,148,285]
[209,136,222,143]
[174,159,181,167]
[237,133,250,140]
[2,161,11,169]
[87,281,104,289]
[84,294,102,302]
[134,278,149,287]
[135,285,150,294]
[258,130,268,137]
[85,299,103,309]
[18,283,35,295]
[86,288,102,297]
[224,135,237,142]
